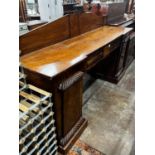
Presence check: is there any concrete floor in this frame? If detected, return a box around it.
[80,61,135,155]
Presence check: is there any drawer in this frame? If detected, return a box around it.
[84,50,103,70]
[103,37,121,58]
[110,37,121,51]
[103,44,111,58]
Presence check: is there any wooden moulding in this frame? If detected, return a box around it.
[58,71,84,91]
[57,71,88,154]
[59,117,88,154]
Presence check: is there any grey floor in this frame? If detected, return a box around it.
[80,61,135,155]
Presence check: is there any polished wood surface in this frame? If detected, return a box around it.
[20,18,132,153]
[20,13,105,56]
[21,26,132,79]
[78,13,104,34]
[69,13,80,37]
[69,13,105,38]
[20,15,70,56]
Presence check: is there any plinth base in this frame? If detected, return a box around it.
[58,117,88,155]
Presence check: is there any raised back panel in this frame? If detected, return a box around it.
[69,13,80,38]
[20,15,70,56]
[20,13,106,56]
[78,12,104,34]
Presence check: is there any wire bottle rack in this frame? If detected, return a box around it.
[19,64,58,155]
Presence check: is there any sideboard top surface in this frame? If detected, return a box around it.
[21,26,132,79]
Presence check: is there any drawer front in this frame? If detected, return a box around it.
[85,50,103,70]
[103,44,111,58]
[110,37,122,51]
[103,37,121,58]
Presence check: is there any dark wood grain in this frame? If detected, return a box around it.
[20,15,70,56]
[58,71,84,135]
[20,12,106,56]
[103,13,135,83]
[78,12,105,34]
[69,12,106,37]
[20,15,132,153]
[123,32,135,69]
[21,26,132,79]
[91,31,131,83]
[69,13,80,37]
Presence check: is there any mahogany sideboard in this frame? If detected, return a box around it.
[20,13,132,154]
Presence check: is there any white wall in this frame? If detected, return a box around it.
[38,0,50,21]
[54,0,63,19]
[38,0,63,22]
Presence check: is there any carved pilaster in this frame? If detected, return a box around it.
[59,71,84,91]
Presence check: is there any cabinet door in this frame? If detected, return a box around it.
[115,35,130,77]
[123,33,135,68]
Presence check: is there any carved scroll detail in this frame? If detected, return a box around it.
[60,117,84,146]
[58,71,84,91]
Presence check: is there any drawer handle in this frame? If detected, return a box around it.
[108,44,111,48]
